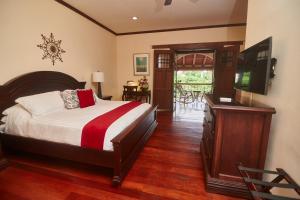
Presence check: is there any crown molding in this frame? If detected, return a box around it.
[54,0,117,35]
[117,23,246,36]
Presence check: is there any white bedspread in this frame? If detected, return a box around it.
[3,101,151,151]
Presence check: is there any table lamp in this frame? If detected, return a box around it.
[92,71,104,98]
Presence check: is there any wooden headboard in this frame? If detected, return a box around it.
[0,71,86,116]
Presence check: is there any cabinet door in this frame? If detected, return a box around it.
[203,104,215,169]
[202,122,211,166]
[214,45,239,97]
[153,50,174,111]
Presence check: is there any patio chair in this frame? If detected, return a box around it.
[175,84,194,104]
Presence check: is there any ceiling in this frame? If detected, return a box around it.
[62,0,248,34]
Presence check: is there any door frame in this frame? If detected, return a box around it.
[152,41,243,111]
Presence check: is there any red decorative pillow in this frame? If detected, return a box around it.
[77,89,95,108]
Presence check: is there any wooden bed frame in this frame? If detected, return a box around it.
[0,71,158,186]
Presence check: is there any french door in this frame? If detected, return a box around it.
[153,43,240,111]
[214,45,240,97]
[153,50,174,111]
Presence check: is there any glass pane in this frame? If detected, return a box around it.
[221,51,234,67]
[158,53,170,68]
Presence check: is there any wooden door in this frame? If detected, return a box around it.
[214,45,240,97]
[153,50,174,111]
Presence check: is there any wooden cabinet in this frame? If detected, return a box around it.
[201,94,276,198]
[202,103,215,170]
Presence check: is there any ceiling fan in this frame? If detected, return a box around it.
[164,0,199,6]
[155,0,198,12]
[164,0,172,6]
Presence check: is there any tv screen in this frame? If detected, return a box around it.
[234,37,272,95]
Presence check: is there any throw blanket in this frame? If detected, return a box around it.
[81,101,142,150]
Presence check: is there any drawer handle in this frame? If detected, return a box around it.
[204,110,208,112]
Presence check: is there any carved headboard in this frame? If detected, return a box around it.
[0,71,86,116]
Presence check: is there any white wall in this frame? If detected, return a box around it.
[244,0,300,189]
[0,0,117,98]
[116,26,246,100]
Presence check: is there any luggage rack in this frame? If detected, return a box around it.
[238,164,300,200]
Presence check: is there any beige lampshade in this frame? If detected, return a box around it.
[92,72,104,82]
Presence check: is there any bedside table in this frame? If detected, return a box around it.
[100,95,112,101]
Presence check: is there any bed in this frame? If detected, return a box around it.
[0,71,157,186]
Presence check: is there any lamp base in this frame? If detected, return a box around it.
[98,82,102,98]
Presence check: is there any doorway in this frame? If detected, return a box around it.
[153,41,242,118]
[173,51,214,121]
[174,70,213,121]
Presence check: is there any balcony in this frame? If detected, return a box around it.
[173,82,212,122]
[174,82,212,103]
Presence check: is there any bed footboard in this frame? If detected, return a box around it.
[111,105,157,186]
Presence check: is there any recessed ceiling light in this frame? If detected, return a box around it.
[132,16,138,20]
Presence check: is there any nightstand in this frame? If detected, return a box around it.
[101,95,112,101]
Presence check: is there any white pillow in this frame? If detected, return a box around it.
[0,124,5,132]
[1,116,7,123]
[3,104,31,134]
[3,104,19,116]
[15,91,65,117]
[0,115,6,132]
[3,104,26,116]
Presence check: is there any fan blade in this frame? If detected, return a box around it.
[164,0,172,6]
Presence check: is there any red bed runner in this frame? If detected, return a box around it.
[81,101,142,150]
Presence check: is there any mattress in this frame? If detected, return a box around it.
[2,101,151,151]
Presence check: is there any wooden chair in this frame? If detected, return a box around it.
[175,84,194,104]
[122,85,138,101]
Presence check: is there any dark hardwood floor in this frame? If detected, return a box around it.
[0,112,242,200]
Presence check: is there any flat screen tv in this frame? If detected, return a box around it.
[234,37,273,95]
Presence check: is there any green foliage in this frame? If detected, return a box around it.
[174,70,213,94]
[175,70,213,83]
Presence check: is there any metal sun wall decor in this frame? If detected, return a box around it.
[37,33,66,65]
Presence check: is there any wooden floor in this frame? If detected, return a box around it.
[0,112,242,200]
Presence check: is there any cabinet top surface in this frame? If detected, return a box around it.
[205,94,276,114]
